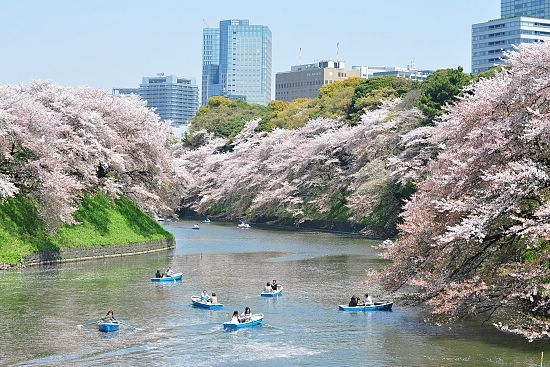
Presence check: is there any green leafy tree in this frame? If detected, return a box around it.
[185,97,268,145]
[309,77,364,120]
[415,66,472,122]
[346,76,415,123]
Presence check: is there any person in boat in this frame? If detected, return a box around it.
[166,267,174,277]
[200,290,210,303]
[363,293,373,306]
[231,310,240,323]
[240,306,251,322]
[210,292,218,304]
[102,310,117,323]
[264,282,273,293]
[271,279,278,291]
[349,295,359,307]
[155,269,162,278]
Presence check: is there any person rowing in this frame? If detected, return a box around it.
[102,310,117,323]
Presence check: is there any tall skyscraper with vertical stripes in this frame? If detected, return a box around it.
[202,19,272,106]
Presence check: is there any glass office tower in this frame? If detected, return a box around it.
[202,19,272,106]
[501,0,550,19]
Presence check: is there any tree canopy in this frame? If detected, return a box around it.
[381,43,550,340]
[175,101,424,238]
[415,67,473,122]
[0,82,179,228]
[346,75,416,123]
[185,97,269,145]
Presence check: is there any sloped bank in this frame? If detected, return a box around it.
[0,194,175,269]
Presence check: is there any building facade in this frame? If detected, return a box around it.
[472,0,550,73]
[352,65,432,81]
[275,61,359,101]
[472,16,550,73]
[202,19,272,106]
[501,0,550,19]
[113,74,199,125]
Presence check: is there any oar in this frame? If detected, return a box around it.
[118,320,137,330]
[79,320,99,327]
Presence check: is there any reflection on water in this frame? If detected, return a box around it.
[0,220,546,366]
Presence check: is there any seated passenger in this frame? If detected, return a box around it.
[231,310,240,323]
[240,306,251,322]
[271,279,278,291]
[155,270,162,278]
[264,282,273,293]
[364,293,373,305]
[349,296,358,307]
[210,292,218,304]
[166,267,174,276]
[200,290,210,302]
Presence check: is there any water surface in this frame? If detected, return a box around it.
[0,220,546,366]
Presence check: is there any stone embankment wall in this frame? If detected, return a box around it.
[17,238,175,268]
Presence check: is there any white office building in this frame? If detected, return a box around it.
[472,0,550,73]
[352,65,432,81]
[113,74,199,125]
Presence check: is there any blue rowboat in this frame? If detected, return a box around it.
[191,296,224,310]
[150,272,183,282]
[338,301,393,311]
[223,313,263,330]
[98,321,120,332]
[260,285,283,297]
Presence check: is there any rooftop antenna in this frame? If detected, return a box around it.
[299,47,302,65]
[203,18,209,28]
[336,42,340,69]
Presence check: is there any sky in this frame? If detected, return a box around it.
[0,0,500,92]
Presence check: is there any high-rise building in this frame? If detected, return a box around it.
[113,74,199,125]
[501,0,550,19]
[472,0,550,73]
[202,19,272,106]
[275,61,359,101]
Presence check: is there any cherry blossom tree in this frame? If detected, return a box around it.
[175,100,423,235]
[0,82,180,228]
[380,42,550,340]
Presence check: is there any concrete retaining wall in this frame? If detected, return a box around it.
[18,237,175,267]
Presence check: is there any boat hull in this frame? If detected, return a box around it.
[191,296,224,310]
[223,313,263,330]
[260,286,283,297]
[338,302,393,311]
[151,273,183,282]
[98,321,120,332]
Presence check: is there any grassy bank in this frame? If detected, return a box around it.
[0,193,173,265]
